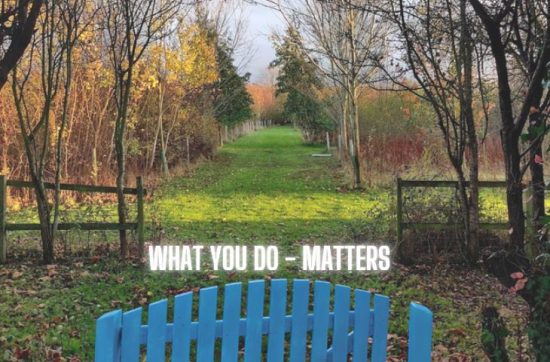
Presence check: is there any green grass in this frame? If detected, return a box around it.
[151,127,391,248]
[0,126,527,360]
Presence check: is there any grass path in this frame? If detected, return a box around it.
[0,127,526,360]
[153,126,390,250]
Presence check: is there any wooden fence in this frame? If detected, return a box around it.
[396,178,509,257]
[0,175,146,263]
[95,279,433,361]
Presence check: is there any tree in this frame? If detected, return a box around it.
[465,1,550,358]
[147,22,219,175]
[376,0,485,262]
[270,0,388,188]
[212,42,253,130]
[11,0,84,263]
[0,0,44,90]
[271,26,333,143]
[100,0,182,258]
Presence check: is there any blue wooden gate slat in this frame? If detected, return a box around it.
[94,279,433,362]
[332,285,351,362]
[371,294,390,362]
[121,308,142,362]
[197,286,218,362]
[221,282,242,362]
[172,292,193,361]
[95,310,122,362]
[147,299,168,361]
[289,279,310,362]
[244,280,265,361]
[407,303,433,362]
[352,290,371,362]
[311,281,330,362]
[267,279,287,362]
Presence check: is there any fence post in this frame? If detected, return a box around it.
[0,175,6,263]
[396,177,403,259]
[523,183,536,260]
[136,176,145,258]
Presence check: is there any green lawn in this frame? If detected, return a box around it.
[152,126,391,250]
[0,127,527,360]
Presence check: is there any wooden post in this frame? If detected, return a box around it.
[136,176,145,258]
[396,177,403,259]
[523,183,536,259]
[0,175,6,263]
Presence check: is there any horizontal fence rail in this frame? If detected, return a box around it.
[6,180,142,194]
[0,175,146,263]
[397,180,507,188]
[396,178,509,257]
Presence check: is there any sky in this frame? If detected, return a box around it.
[237,2,285,83]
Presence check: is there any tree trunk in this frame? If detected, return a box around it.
[159,117,169,177]
[0,0,44,90]
[116,123,127,258]
[158,84,169,176]
[115,72,132,259]
[468,147,480,261]
[36,189,54,264]
[353,98,362,186]
[461,5,480,261]
[91,146,98,183]
[528,132,544,262]
[504,135,525,249]
[481,307,510,362]
[527,272,550,360]
[149,118,160,170]
[347,85,361,188]
[341,92,349,158]
[528,107,545,256]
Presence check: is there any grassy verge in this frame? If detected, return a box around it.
[0,127,528,360]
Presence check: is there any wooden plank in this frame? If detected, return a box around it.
[171,291,193,361]
[407,303,433,362]
[121,307,142,361]
[136,176,145,258]
[371,294,390,361]
[396,178,403,259]
[267,279,287,362]
[289,279,309,362]
[244,280,265,362]
[332,284,351,362]
[222,282,242,362]
[146,299,168,361]
[401,222,508,231]
[0,175,6,263]
[398,180,507,188]
[95,310,122,362]
[6,179,143,195]
[197,286,218,361]
[5,222,138,231]
[311,281,330,362]
[352,289,371,361]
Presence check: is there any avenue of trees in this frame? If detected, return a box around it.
[265,0,550,359]
[2,0,550,359]
[1,0,253,261]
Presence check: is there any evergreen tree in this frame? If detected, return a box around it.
[213,43,253,127]
[271,27,333,142]
[193,3,253,128]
